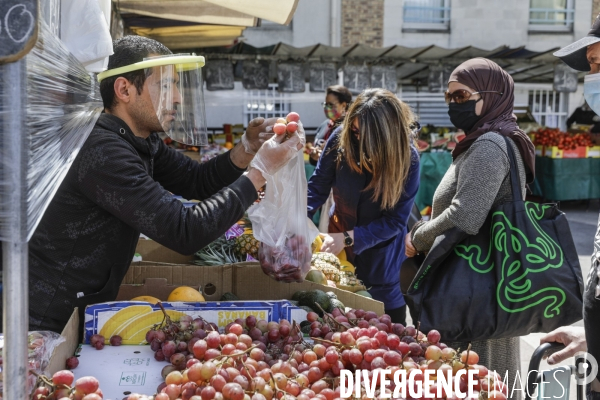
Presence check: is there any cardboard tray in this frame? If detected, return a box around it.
[47,308,80,376]
[119,261,384,315]
[134,238,194,264]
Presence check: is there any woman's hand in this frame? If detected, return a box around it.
[320,233,345,256]
[310,145,323,161]
[405,233,417,257]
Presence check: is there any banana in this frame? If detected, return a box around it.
[98,305,153,339]
[119,310,187,345]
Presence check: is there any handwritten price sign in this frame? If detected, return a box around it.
[0,0,37,63]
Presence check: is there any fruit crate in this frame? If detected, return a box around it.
[546,146,588,159]
[588,145,600,158]
[119,262,384,314]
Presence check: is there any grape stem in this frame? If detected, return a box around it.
[213,344,259,360]
[269,371,295,398]
[309,337,347,348]
[464,343,472,369]
[312,303,346,332]
[30,370,55,388]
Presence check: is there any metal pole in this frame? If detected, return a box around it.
[1,59,30,400]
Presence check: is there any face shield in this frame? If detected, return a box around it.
[98,53,208,146]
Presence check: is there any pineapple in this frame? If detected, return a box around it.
[194,236,244,266]
[311,252,341,283]
[311,235,323,253]
[234,230,260,259]
[337,272,366,293]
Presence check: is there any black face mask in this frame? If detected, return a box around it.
[448,100,481,132]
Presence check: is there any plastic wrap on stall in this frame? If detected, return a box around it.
[0,331,65,398]
[248,149,320,283]
[0,20,102,242]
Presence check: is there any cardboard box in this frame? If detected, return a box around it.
[83,300,294,345]
[535,145,545,157]
[120,261,385,315]
[120,262,231,301]
[134,238,194,264]
[74,344,163,399]
[47,308,80,376]
[231,262,384,314]
[546,146,588,159]
[588,146,600,158]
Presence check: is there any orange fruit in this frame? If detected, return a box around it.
[224,142,234,149]
[167,286,205,302]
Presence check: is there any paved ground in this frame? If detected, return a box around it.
[406,200,598,400]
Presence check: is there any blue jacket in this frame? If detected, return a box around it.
[307,130,420,309]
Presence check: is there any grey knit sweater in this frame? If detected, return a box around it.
[412,132,527,252]
[410,132,527,400]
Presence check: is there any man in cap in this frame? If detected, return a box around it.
[547,13,600,398]
[0,35,304,335]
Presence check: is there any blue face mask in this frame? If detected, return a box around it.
[584,73,600,115]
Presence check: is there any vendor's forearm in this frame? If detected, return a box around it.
[244,168,267,191]
[230,142,254,169]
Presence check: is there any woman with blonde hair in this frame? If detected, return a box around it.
[307,88,420,324]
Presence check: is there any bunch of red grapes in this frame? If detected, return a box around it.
[31,370,103,400]
[127,306,508,400]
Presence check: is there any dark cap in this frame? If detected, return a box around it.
[554,13,600,71]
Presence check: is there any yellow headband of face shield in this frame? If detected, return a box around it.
[97,55,206,83]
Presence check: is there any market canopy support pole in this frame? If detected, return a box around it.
[1,59,30,400]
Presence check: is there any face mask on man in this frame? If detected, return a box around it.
[584,73,600,115]
[447,100,481,132]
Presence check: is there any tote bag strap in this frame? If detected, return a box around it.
[502,136,524,202]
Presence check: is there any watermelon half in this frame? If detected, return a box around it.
[432,138,450,147]
[417,140,430,152]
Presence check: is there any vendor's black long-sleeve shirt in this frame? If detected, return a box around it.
[1,114,257,334]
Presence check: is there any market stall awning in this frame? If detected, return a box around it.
[114,0,299,27]
[129,25,246,50]
[194,42,586,84]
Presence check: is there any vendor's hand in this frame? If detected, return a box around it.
[320,233,345,256]
[405,233,417,257]
[249,125,304,178]
[540,326,587,365]
[241,117,277,155]
[310,145,323,161]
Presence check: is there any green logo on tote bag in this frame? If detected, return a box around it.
[454,202,566,319]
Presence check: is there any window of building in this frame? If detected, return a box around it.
[243,84,291,124]
[529,0,574,32]
[399,86,452,127]
[403,0,451,31]
[528,89,568,129]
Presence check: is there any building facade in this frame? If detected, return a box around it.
[203,0,596,131]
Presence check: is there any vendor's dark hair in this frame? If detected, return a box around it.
[326,85,352,110]
[100,36,172,111]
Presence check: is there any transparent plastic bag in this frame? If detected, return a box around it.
[248,148,319,283]
[60,0,113,67]
[0,331,65,398]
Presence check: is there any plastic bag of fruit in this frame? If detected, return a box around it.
[0,331,65,398]
[248,112,319,283]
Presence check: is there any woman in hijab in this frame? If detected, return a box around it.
[405,58,536,399]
